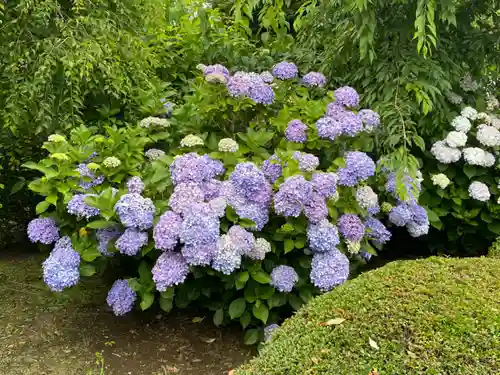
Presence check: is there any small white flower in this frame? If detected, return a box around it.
[460,74,480,92]
[260,71,274,83]
[431,141,461,164]
[140,116,169,128]
[218,138,239,153]
[406,222,429,237]
[491,116,500,130]
[445,131,467,148]
[196,63,207,71]
[180,134,204,147]
[355,186,378,210]
[469,181,490,201]
[415,170,424,184]
[461,106,478,121]
[48,134,66,143]
[476,124,500,147]
[451,116,472,133]
[103,156,121,168]
[145,148,165,161]
[486,94,499,111]
[446,92,463,105]
[431,173,451,189]
[463,147,495,167]
[476,112,491,124]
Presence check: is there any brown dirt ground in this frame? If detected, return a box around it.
[0,253,254,375]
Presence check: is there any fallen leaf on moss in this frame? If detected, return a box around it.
[369,337,379,350]
[318,318,345,326]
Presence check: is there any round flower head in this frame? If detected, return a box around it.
[355,186,379,212]
[262,155,282,183]
[180,203,220,247]
[388,204,412,226]
[316,117,343,140]
[445,131,467,148]
[226,72,262,98]
[338,111,363,136]
[463,147,495,167]
[491,116,500,129]
[312,172,338,198]
[247,238,271,260]
[446,92,463,105]
[326,102,347,119]
[227,225,255,256]
[106,279,136,316]
[127,176,145,194]
[310,250,349,291]
[431,173,451,189]
[169,153,225,185]
[115,228,148,256]
[180,134,204,148]
[248,83,275,105]
[42,236,81,292]
[103,157,121,168]
[212,234,242,275]
[264,324,279,342]
[27,217,59,244]
[169,182,204,214]
[203,64,230,78]
[260,71,274,83]
[182,242,217,266]
[451,116,471,133]
[431,141,461,164]
[408,203,428,226]
[292,152,319,172]
[218,138,239,152]
[302,72,327,87]
[152,252,190,291]
[358,109,380,130]
[270,265,299,293]
[477,112,492,124]
[307,219,340,253]
[365,218,391,244]
[274,175,313,217]
[338,151,376,186]
[304,193,328,223]
[77,163,104,190]
[486,95,499,111]
[338,214,365,242]
[468,181,490,201]
[272,61,298,80]
[285,120,308,143]
[140,116,169,128]
[228,162,272,203]
[48,134,66,143]
[407,221,429,237]
[476,124,500,147]
[114,193,155,230]
[96,227,121,255]
[67,194,100,219]
[334,86,359,107]
[461,106,478,120]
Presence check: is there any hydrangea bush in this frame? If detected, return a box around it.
[26,62,428,344]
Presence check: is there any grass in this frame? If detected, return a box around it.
[236,256,500,375]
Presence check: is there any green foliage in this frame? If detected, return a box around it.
[236,257,500,374]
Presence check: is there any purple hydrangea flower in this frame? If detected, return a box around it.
[310,249,349,291]
[248,83,275,105]
[316,117,343,140]
[169,182,204,214]
[77,163,104,190]
[114,193,155,230]
[169,153,225,185]
[208,197,227,218]
[181,243,217,266]
[27,217,59,244]
[96,227,121,255]
[304,193,328,223]
[302,72,327,87]
[292,152,319,172]
[262,155,282,183]
[274,175,313,217]
[264,324,279,342]
[407,222,429,237]
[307,219,340,253]
[212,234,242,275]
[338,111,363,136]
[270,265,299,292]
[312,172,338,198]
[338,152,375,186]
[388,204,412,226]
[154,211,182,251]
[334,86,359,107]
[326,102,347,119]
[358,109,380,130]
[227,225,255,256]
[364,218,391,244]
[247,237,271,260]
[226,72,258,97]
[203,64,230,78]
[202,179,222,200]
[180,203,220,247]
[272,61,298,80]
[127,176,145,194]
[368,205,380,215]
[285,120,308,143]
[115,228,148,256]
[260,71,274,83]
[360,250,372,261]
[408,203,428,226]
[152,252,190,291]
[67,194,100,219]
[106,279,136,316]
[338,214,365,242]
[42,236,80,292]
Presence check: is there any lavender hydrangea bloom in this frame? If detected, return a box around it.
[358,109,380,130]
[262,155,282,183]
[338,152,375,186]
[302,72,327,87]
[115,228,148,256]
[153,211,182,251]
[285,120,308,143]
[307,219,340,253]
[180,203,220,248]
[96,227,121,255]
[228,225,255,256]
[226,72,257,97]
[106,279,136,316]
[114,193,155,230]
[181,243,217,266]
[338,111,363,136]
[388,204,412,226]
[203,64,230,78]
[326,102,346,119]
[270,265,299,292]
[77,163,104,190]
[127,176,145,194]
[169,153,224,185]
[316,117,343,140]
[67,194,100,219]
[247,237,271,260]
[312,172,338,198]
[408,203,428,226]
[248,83,275,105]
[260,71,274,83]
[27,217,59,244]
[169,182,204,214]
[272,61,298,80]
[274,175,313,217]
[292,152,319,172]
[202,179,222,200]
[264,324,279,342]
[407,221,429,237]
[334,86,359,107]
[304,193,328,223]
[42,236,80,292]
[209,197,227,218]
[365,218,391,244]
[152,252,190,291]
[212,234,242,275]
[338,214,365,242]
[310,249,349,291]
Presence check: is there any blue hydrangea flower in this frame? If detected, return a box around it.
[292,152,319,172]
[270,265,299,292]
[212,234,243,275]
[307,219,340,253]
[406,221,429,237]
[338,111,363,136]
[77,163,104,190]
[202,179,222,200]
[285,120,308,143]
[326,102,346,119]
[316,117,343,140]
[226,72,259,97]
[264,324,280,342]
[106,279,136,316]
[338,152,375,186]
[208,197,227,218]
[27,217,59,244]
[42,236,81,292]
[272,61,298,80]
[169,182,205,214]
[358,109,380,130]
[302,72,327,87]
[153,211,182,251]
[310,249,349,291]
[262,155,282,183]
[127,176,145,194]
[181,243,217,266]
[227,225,255,256]
[364,218,391,245]
[96,227,121,255]
[274,175,313,217]
[115,228,148,256]
[114,193,155,230]
[203,64,230,78]
[248,83,275,105]
[170,153,225,185]
[408,203,428,226]
[152,252,190,291]
[304,193,328,223]
[338,214,365,242]
[388,204,412,226]
[180,203,220,247]
[312,172,338,198]
[67,194,100,219]
[334,86,359,107]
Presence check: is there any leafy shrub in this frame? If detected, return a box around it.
[26,62,429,342]
[236,257,500,374]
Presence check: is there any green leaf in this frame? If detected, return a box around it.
[213,308,224,326]
[487,222,500,235]
[252,302,269,324]
[36,201,50,214]
[138,261,153,285]
[81,247,101,262]
[86,220,118,229]
[240,311,252,329]
[229,298,247,319]
[226,206,239,222]
[463,165,476,179]
[267,293,287,309]
[159,295,173,313]
[284,239,294,254]
[299,289,313,303]
[140,292,155,310]
[80,264,96,277]
[243,328,260,345]
[250,270,271,284]
[10,179,25,195]
[288,295,304,310]
[239,218,256,228]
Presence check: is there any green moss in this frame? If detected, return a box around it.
[236,257,500,375]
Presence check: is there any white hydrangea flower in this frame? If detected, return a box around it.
[103,156,121,168]
[355,186,378,210]
[451,116,472,133]
[346,240,361,254]
[145,148,165,161]
[446,92,463,105]
[460,74,480,92]
[406,222,429,237]
[461,106,478,121]
[431,173,451,189]
[476,124,500,147]
[491,116,500,130]
[247,238,272,260]
[468,181,490,201]
[486,94,499,111]
[445,131,467,148]
[463,147,495,167]
[497,196,500,204]
[180,134,204,147]
[206,73,227,84]
[476,112,491,124]
[431,141,461,164]
[416,170,424,184]
[218,138,239,152]
[140,116,169,128]
[48,134,66,143]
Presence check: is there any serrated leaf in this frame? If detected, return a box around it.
[229,298,246,319]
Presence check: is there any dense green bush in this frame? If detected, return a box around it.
[236,256,500,374]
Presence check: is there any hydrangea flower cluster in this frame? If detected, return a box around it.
[97,227,121,256]
[116,228,149,256]
[431,173,451,189]
[115,192,155,230]
[42,237,81,292]
[139,116,170,128]
[302,72,326,87]
[106,279,137,316]
[145,148,165,161]
[388,202,429,237]
[292,152,319,172]
[272,61,298,80]
[338,151,376,186]
[180,134,204,148]
[270,265,299,292]
[27,217,59,244]
[67,194,100,219]
[285,120,308,143]
[218,138,239,152]
[468,181,490,201]
[355,186,380,215]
